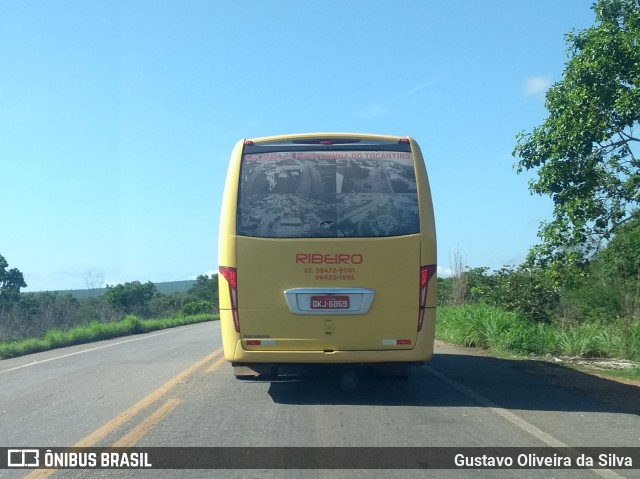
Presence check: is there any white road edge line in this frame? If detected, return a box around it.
[1,329,178,374]
[423,364,626,479]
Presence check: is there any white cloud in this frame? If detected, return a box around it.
[400,78,442,99]
[356,78,446,120]
[523,76,551,96]
[357,103,390,119]
[246,119,265,128]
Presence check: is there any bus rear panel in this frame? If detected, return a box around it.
[218,133,436,374]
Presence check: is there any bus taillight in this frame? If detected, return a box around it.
[418,264,436,331]
[219,266,240,333]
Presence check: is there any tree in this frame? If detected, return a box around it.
[592,213,640,318]
[104,281,157,316]
[466,267,496,304]
[488,266,559,323]
[0,254,27,314]
[595,213,640,280]
[187,274,218,303]
[83,269,104,290]
[183,274,218,314]
[450,250,467,306]
[513,0,640,284]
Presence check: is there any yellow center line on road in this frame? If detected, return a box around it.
[24,347,223,479]
[112,398,182,448]
[206,355,228,372]
[73,347,223,447]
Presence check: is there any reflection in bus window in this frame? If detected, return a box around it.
[237,151,419,238]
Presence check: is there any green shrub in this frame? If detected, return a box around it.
[123,315,143,334]
[181,300,213,316]
[437,304,639,361]
[437,304,524,349]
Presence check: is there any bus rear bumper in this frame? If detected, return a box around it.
[230,341,434,364]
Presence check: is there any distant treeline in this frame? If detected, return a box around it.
[38,280,197,300]
[438,215,639,327]
[0,260,218,341]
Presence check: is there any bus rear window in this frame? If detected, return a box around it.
[237,150,419,238]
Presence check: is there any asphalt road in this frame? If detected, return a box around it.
[1,321,638,479]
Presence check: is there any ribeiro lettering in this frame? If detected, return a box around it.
[296,253,363,265]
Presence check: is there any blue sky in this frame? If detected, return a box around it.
[0,0,597,292]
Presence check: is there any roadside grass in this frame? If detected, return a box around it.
[436,304,640,381]
[574,364,640,382]
[0,314,217,360]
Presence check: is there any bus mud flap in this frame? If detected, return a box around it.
[233,364,278,379]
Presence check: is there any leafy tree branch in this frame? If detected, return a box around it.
[513,0,640,283]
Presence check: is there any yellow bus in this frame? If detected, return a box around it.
[218,133,436,382]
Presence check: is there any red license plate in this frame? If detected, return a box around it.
[310,295,350,310]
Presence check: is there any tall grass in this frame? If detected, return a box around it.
[436,304,639,362]
[0,313,217,360]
